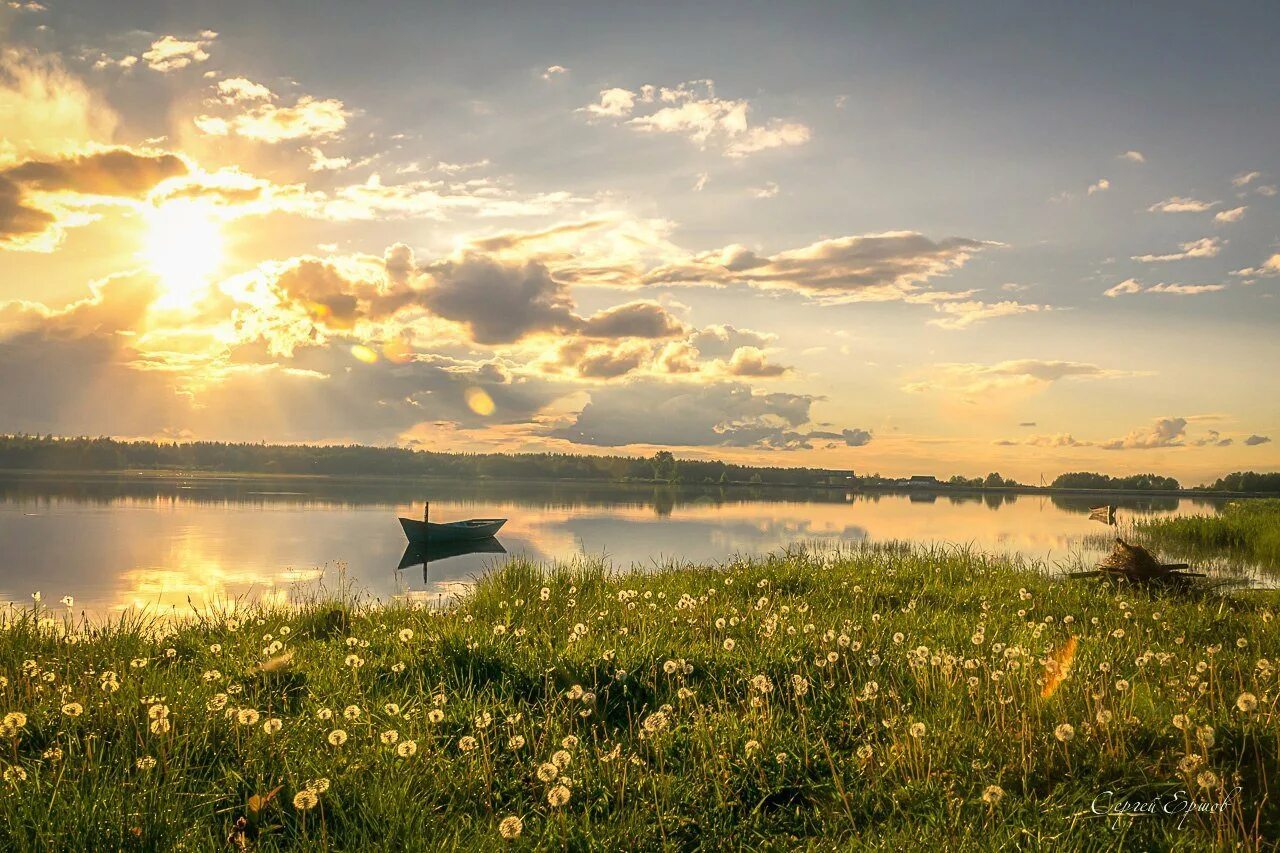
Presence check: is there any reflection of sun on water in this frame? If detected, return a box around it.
[144,201,224,307]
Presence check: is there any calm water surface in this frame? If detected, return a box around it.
[0,474,1263,615]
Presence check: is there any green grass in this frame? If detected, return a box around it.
[1,543,1277,850]
[1136,499,1280,566]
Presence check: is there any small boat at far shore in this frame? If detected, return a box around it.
[398,517,507,544]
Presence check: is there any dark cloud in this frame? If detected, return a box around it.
[548,381,820,448]
[0,148,187,248]
[581,300,687,339]
[644,232,996,300]
[1244,434,1272,446]
[4,149,186,196]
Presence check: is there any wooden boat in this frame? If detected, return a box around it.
[1088,505,1116,525]
[398,517,506,544]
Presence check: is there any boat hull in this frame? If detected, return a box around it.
[399,517,506,544]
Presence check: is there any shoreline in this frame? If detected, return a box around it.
[0,467,1271,501]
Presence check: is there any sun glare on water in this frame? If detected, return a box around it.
[144,201,224,307]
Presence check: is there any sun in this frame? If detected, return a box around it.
[143,201,224,307]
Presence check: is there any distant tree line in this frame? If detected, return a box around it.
[1051,472,1182,491]
[1,435,1274,493]
[0,435,853,487]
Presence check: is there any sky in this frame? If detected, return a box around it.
[1,0,1277,484]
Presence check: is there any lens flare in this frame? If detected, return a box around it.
[464,386,495,416]
[1040,635,1078,699]
[350,344,379,364]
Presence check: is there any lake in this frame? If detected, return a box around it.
[0,474,1267,615]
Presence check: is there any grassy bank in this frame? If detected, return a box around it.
[1,545,1277,850]
[1136,499,1280,566]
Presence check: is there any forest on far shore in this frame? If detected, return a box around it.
[0,434,1276,493]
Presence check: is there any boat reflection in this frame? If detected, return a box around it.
[396,537,508,570]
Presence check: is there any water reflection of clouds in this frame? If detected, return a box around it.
[0,476,1261,615]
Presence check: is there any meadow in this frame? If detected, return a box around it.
[1,543,1277,851]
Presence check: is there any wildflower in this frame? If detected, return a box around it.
[384,703,401,716]
[1196,726,1215,748]
[308,777,331,793]
[537,762,559,782]
[343,705,362,721]
[458,736,478,752]
[428,709,445,724]
[136,756,157,770]
[1096,710,1113,726]
[1114,679,1130,693]
[397,740,417,758]
[398,628,414,642]
[1236,692,1258,713]
[381,730,399,745]
[909,722,926,738]
[750,674,774,693]
[498,815,523,839]
[61,702,84,717]
[663,660,679,674]
[130,658,148,669]
[561,735,579,749]
[982,784,1005,805]
[722,638,736,651]
[1054,723,1075,743]
[547,785,571,807]
[150,719,172,734]
[508,735,526,750]
[3,712,27,731]
[207,693,228,711]
[328,729,348,747]
[552,749,572,768]
[293,789,319,810]
[1172,714,1190,730]
[4,766,27,783]
[642,711,669,734]
[148,704,170,721]
[202,670,222,683]
[263,718,283,735]
[237,708,261,726]
[391,662,406,673]
[1197,771,1219,789]
[344,654,365,668]
[1178,754,1203,774]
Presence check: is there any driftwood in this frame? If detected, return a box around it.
[1069,538,1205,584]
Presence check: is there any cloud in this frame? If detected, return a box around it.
[688,325,775,359]
[1231,253,1280,279]
[904,359,1140,395]
[693,172,708,192]
[996,433,1092,448]
[1087,178,1110,195]
[1,148,188,250]
[1214,206,1246,224]
[924,299,1047,329]
[840,428,872,447]
[142,32,217,73]
[1132,237,1222,262]
[722,346,790,377]
[1146,196,1219,213]
[1105,278,1225,297]
[1099,417,1188,450]
[546,380,823,448]
[304,147,351,172]
[542,65,568,79]
[195,78,349,142]
[1244,434,1272,446]
[751,181,779,199]
[580,300,688,339]
[582,79,810,158]
[644,231,996,302]
[0,47,119,166]
[1118,151,1145,163]
[1232,171,1261,187]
